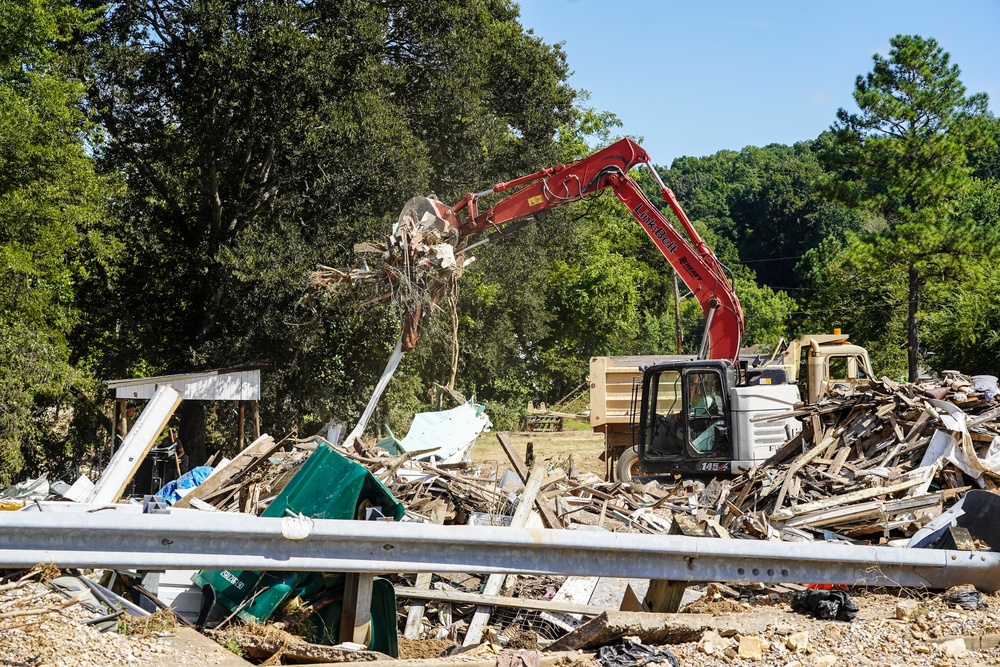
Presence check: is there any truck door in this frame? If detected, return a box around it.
[638,361,734,473]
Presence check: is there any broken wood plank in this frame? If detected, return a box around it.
[173,433,278,509]
[340,573,375,645]
[827,447,851,476]
[496,432,529,482]
[772,433,837,512]
[394,586,608,616]
[778,475,927,519]
[463,465,546,646]
[495,432,562,529]
[548,611,779,652]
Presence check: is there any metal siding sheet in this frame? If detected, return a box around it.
[112,370,259,401]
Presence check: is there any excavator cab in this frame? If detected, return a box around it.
[622,360,737,479]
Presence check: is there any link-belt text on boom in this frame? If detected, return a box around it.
[633,203,678,254]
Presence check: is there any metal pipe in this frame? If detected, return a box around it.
[0,511,996,591]
[698,305,716,360]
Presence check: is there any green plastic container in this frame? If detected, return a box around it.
[192,445,404,654]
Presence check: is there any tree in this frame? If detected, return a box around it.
[0,0,114,483]
[76,0,575,456]
[818,35,993,381]
[920,178,1000,374]
[658,142,863,292]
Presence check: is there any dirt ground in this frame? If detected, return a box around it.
[394,587,1000,667]
[470,421,607,479]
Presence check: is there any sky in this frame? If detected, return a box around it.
[516,0,1000,166]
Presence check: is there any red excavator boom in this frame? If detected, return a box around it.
[434,138,744,361]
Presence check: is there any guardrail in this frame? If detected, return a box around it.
[1,510,996,591]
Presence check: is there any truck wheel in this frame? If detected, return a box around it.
[615,447,642,482]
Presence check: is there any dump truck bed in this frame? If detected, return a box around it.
[589,355,694,430]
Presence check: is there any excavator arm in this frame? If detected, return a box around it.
[434,138,744,361]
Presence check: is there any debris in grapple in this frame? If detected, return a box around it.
[311,196,469,349]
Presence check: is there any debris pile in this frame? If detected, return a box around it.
[0,567,177,667]
[727,372,1000,542]
[6,366,1000,663]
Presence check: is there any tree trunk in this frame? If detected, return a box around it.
[178,402,207,468]
[907,265,920,382]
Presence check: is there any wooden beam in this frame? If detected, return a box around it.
[643,579,687,614]
[496,432,529,482]
[779,476,926,519]
[463,465,546,646]
[339,572,374,645]
[643,519,687,613]
[172,434,277,509]
[496,432,562,529]
[395,586,607,616]
[251,401,261,439]
[237,401,246,451]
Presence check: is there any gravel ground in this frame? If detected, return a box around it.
[665,587,1000,667]
[0,579,175,667]
[5,575,1000,666]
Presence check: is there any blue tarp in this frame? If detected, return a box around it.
[154,466,213,505]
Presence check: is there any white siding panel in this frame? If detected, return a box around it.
[114,370,260,401]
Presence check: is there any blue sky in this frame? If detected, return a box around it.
[517,1,1000,166]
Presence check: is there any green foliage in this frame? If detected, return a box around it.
[78,0,575,452]
[733,271,795,348]
[0,0,112,483]
[921,179,1000,375]
[659,142,862,290]
[7,12,1000,485]
[797,234,908,376]
[816,34,995,379]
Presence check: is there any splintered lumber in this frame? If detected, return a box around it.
[727,372,1000,541]
[772,432,838,511]
[496,432,562,529]
[211,630,391,663]
[463,465,546,646]
[173,433,278,509]
[776,476,928,519]
[783,488,967,529]
[547,611,778,651]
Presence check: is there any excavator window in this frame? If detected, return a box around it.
[644,371,683,456]
[643,368,727,459]
[685,370,726,456]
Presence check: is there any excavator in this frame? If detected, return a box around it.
[401,138,870,480]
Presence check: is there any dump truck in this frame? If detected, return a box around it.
[591,332,874,480]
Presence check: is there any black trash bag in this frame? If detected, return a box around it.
[596,641,680,667]
[791,589,859,621]
[944,586,988,610]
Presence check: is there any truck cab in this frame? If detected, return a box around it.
[766,333,874,404]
